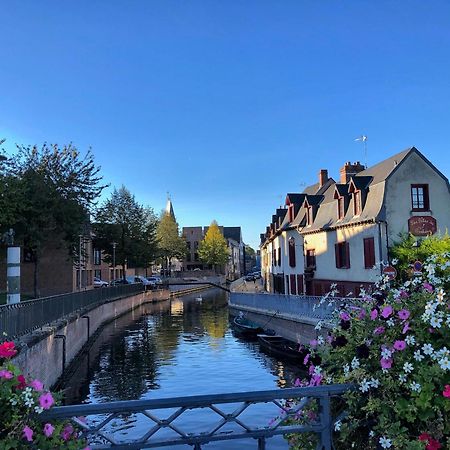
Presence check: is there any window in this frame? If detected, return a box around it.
[411,184,429,211]
[194,253,199,261]
[353,191,361,216]
[306,249,316,268]
[306,206,313,225]
[277,247,281,266]
[363,237,375,269]
[272,248,276,266]
[288,204,295,222]
[285,275,289,294]
[186,254,191,262]
[93,249,102,265]
[335,242,350,269]
[290,274,297,295]
[337,197,345,220]
[288,238,296,267]
[94,269,101,279]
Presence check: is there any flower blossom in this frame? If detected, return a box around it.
[443,385,450,398]
[393,340,406,351]
[380,358,393,369]
[379,436,392,448]
[43,423,54,437]
[374,326,385,335]
[30,379,44,391]
[39,392,55,410]
[0,369,13,379]
[370,309,378,320]
[381,305,393,318]
[22,426,33,442]
[61,424,74,441]
[403,362,414,373]
[398,309,410,320]
[0,341,17,358]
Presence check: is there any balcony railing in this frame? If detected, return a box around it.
[0,284,145,340]
[41,384,354,450]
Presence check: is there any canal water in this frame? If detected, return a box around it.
[62,289,306,449]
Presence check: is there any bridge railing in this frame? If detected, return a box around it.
[0,284,145,340]
[229,292,355,321]
[41,384,354,450]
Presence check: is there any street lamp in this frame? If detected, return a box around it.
[78,234,83,291]
[112,242,117,282]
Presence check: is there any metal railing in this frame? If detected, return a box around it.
[41,384,354,450]
[0,284,145,340]
[229,292,355,321]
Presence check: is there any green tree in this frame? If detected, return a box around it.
[0,143,105,297]
[198,221,229,273]
[94,186,158,279]
[156,212,186,275]
[244,244,256,273]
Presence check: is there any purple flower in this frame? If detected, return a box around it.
[381,305,393,318]
[370,309,378,320]
[39,392,55,410]
[0,369,13,379]
[380,358,393,369]
[294,378,302,387]
[398,309,410,320]
[43,423,54,437]
[23,426,33,442]
[309,339,318,348]
[374,326,385,335]
[309,374,323,386]
[30,379,44,391]
[303,353,310,366]
[402,322,411,334]
[393,340,406,351]
[61,424,74,441]
[340,312,351,321]
[423,282,434,293]
[358,309,366,320]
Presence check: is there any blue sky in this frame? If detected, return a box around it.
[2,1,450,249]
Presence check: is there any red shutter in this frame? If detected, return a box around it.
[345,242,350,268]
[278,248,281,266]
[290,274,297,295]
[364,237,375,269]
[285,275,289,293]
[297,274,303,295]
[289,239,296,267]
[335,243,340,268]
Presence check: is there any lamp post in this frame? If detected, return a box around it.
[112,242,117,282]
[78,234,83,291]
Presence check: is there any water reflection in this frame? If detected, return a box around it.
[62,289,306,449]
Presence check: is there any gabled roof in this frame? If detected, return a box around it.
[334,184,349,198]
[349,176,373,192]
[303,195,324,207]
[285,193,306,205]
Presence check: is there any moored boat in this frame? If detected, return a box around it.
[257,335,308,362]
[232,316,264,338]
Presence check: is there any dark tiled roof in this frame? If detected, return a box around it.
[285,193,306,205]
[223,227,242,243]
[349,176,373,191]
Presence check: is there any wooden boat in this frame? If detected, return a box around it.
[232,317,264,338]
[257,335,308,362]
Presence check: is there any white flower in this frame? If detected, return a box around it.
[326,376,333,384]
[343,364,350,376]
[410,382,421,392]
[9,398,18,406]
[381,348,392,359]
[369,430,375,438]
[391,258,398,265]
[34,406,44,414]
[399,374,407,383]
[369,378,380,389]
[313,366,323,375]
[317,336,325,345]
[405,335,415,346]
[422,343,434,355]
[413,350,424,362]
[359,379,371,392]
[351,357,360,370]
[379,436,392,448]
[24,398,34,408]
[436,347,449,358]
[436,289,445,304]
[386,318,395,327]
[315,321,323,331]
[430,316,443,328]
[334,420,342,431]
[439,357,450,371]
[403,362,414,373]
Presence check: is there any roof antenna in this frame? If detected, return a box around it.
[354,135,368,168]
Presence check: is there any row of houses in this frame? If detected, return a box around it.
[260,147,450,297]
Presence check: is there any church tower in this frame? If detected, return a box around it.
[165,196,175,220]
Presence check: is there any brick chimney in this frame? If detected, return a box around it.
[319,169,328,187]
[340,161,365,184]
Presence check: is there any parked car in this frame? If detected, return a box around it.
[251,272,262,279]
[245,274,256,282]
[111,278,132,285]
[128,275,156,287]
[146,276,162,286]
[93,277,109,288]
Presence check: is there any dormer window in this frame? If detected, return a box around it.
[353,190,361,216]
[306,206,313,226]
[288,204,294,222]
[337,197,345,220]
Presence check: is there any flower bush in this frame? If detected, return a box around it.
[0,341,89,449]
[289,252,450,449]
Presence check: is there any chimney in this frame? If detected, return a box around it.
[319,169,328,187]
[340,161,365,184]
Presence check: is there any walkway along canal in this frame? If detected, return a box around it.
[58,288,319,449]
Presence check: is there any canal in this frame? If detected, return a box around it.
[61,288,306,449]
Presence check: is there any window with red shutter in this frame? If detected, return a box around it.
[296,274,303,295]
[335,242,350,269]
[288,238,296,267]
[411,184,430,211]
[354,191,361,215]
[290,274,297,295]
[364,237,375,269]
[337,197,345,220]
[306,249,316,268]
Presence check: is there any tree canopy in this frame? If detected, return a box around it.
[94,186,158,277]
[156,212,186,273]
[198,221,229,270]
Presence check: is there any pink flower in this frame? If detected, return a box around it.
[358,309,366,320]
[294,378,302,387]
[380,357,393,369]
[340,312,351,321]
[308,365,316,375]
[61,424,74,441]
[398,309,410,320]
[30,379,44,391]
[443,385,450,398]
[374,326,385,335]
[381,305,393,318]
[43,423,54,437]
[303,353,310,365]
[16,374,26,390]
[399,290,409,298]
[0,369,13,379]
[0,341,17,359]
[402,322,411,334]
[423,282,434,292]
[23,426,33,442]
[39,392,55,410]
[309,339,318,348]
[309,374,322,386]
[370,309,378,320]
[393,340,406,351]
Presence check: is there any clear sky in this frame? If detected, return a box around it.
[2,1,450,249]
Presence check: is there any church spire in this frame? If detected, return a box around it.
[165,194,175,219]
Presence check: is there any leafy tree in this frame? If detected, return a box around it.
[198,221,229,273]
[244,244,256,273]
[94,186,158,279]
[390,233,450,282]
[0,143,105,297]
[156,212,186,275]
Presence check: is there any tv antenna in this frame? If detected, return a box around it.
[354,135,368,168]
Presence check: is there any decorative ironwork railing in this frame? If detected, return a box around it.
[0,283,145,339]
[41,384,354,449]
